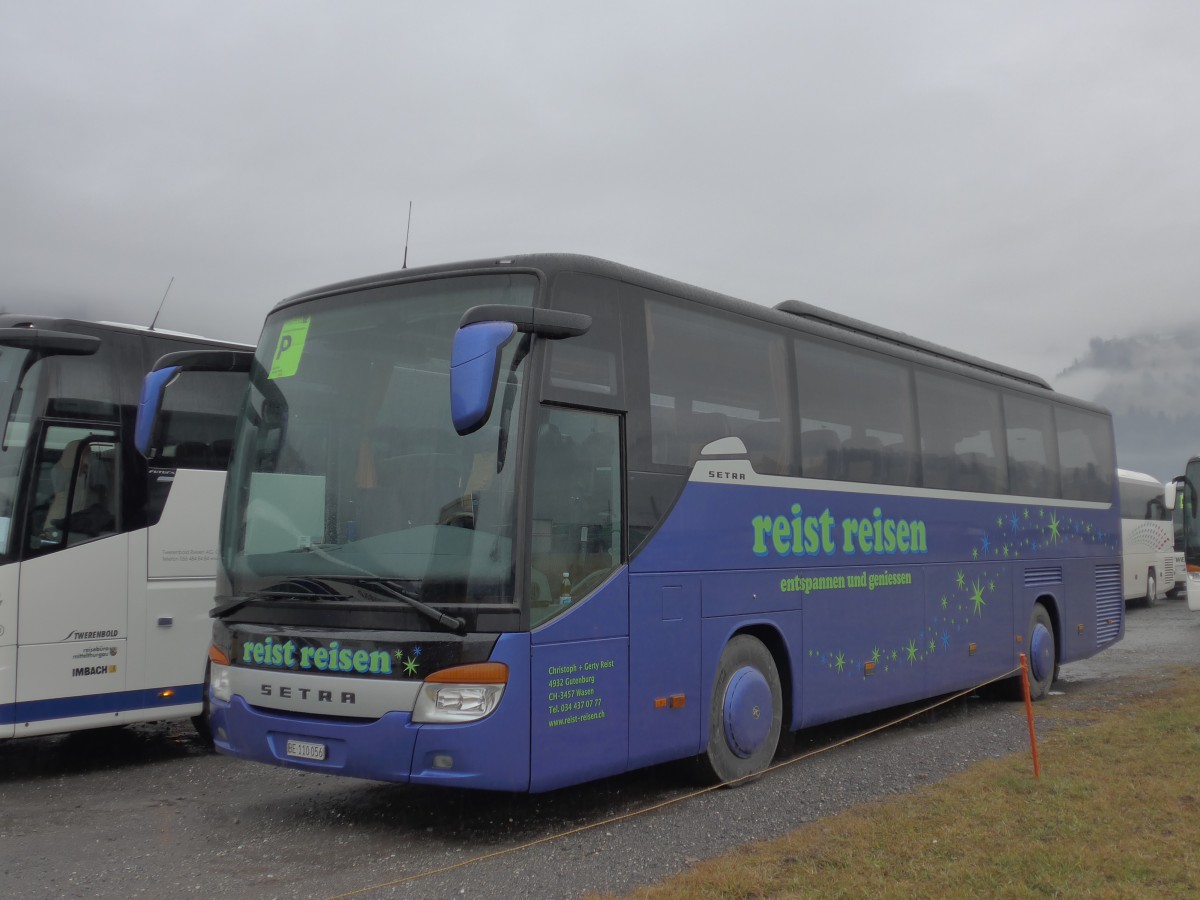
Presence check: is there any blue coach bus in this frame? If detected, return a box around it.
[145,254,1122,791]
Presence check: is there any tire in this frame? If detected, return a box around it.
[694,635,783,785]
[1024,603,1058,701]
[191,661,214,746]
[1144,570,1158,607]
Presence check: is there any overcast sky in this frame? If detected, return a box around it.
[2,2,1198,475]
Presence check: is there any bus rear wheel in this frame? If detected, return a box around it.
[695,635,783,785]
[1144,570,1158,607]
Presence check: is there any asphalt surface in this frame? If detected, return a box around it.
[2,595,1197,900]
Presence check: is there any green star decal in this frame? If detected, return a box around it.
[940,595,948,610]
[905,640,918,664]
[971,547,979,559]
[403,656,420,676]
[1048,512,1061,543]
[956,571,965,590]
[971,580,986,617]
[394,649,405,661]
[928,638,936,654]
[872,646,882,664]
[835,652,846,673]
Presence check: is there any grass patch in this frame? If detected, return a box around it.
[606,670,1200,899]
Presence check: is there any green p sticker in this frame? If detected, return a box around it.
[269,317,311,380]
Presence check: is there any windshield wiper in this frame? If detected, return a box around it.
[359,579,467,634]
[211,582,353,619]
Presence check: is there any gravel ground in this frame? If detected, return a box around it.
[2,597,1196,900]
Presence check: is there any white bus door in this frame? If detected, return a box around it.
[14,425,130,736]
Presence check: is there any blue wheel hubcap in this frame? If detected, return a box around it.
[1030,621,1054,684]
[722,666,772,758]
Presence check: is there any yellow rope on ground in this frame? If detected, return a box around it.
[326,665,1024,899]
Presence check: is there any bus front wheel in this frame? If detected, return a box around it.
[1144,570,1158,607]
[695,635,783,785]
[191,662,214,746]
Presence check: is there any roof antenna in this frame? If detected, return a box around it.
[402,201,413,269]
[149,276,174,331]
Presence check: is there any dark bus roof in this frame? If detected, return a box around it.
[270,252,1097,410]
[0,314,250,350]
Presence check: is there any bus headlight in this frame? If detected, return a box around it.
[412,662,508,724]
[210,664,233,703]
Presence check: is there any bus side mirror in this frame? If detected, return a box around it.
[0,328,101,451]
[450,321,517,436]
[450,306,592,436]
[135,349,253,458]
[135,366,181,457]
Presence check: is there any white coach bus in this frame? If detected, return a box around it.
[1117,468,1174,606]
[0,316,248,739]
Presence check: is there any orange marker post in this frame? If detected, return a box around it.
[1019,653,1041,779]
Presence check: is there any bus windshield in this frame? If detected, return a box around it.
[1184,459,1200,571]
[222,273,538,608]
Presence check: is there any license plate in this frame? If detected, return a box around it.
[285,739,327,761]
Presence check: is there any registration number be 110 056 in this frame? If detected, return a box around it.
[285,739,327,761]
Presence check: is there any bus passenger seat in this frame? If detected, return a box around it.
[881,443,917,486]
[956,453,998,493]
[1010,461,1047,496]
[843,435,883,483]
[801,429,843,480]
[739,420,786,473]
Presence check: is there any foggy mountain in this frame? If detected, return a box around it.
[1055,326,1200,484]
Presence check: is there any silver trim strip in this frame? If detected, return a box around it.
[689,448,1111,510]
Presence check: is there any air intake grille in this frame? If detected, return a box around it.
[1094,564,1123,646]
[1024,566,1063,588]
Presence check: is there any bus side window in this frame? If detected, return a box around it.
[28,425,119,554]
[529,408,622,625]
[1057,407,1115,502]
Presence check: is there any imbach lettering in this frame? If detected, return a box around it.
[752,504,928,558]
[241,637,393,675]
